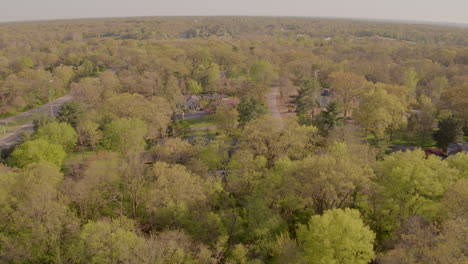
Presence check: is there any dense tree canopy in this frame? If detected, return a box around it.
[297,208,376,264]
[0,16,467,264]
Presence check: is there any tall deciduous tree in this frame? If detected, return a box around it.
[214,104,239,135]
[368,150,459,243]
[287,142,374,213]
[69,220,145,264]
[35,122,78,151]
[206,62,221,93]
[403,67,419,97]
[354,86,406,138]
[187,79,203,95]
[250,60,274,87]
[63,152,122,220]
[328,72,367,117]
[0,162,78,263]
[9,139,66,168]
[102,118,147,153]
[297,208,376,264]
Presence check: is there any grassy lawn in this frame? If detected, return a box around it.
[187,128,220,138]
[184,115,216,128]
[389,130,437,148]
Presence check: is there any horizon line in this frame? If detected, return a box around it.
[1,14,467,28]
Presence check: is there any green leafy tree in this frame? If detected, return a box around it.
[368,150,459,243]
[143,162,208,230]
[36,122,78,151]
[238,97,267,124]
[214,104,239,135]
[441,178,468,220]
[140,230,216,264]
[76,120,102,150]
[102,118,148,153]
[9,139,66,168]
[0,162,77,263]
[404,67,419,96]
[354,86,406,138]
[63,152,121,219]
[433,116,464,150]
[297,208,376,264]
[53,65,75,87]
[77,59,97,78]
[172,119,191,137]
[57,101,84,128]
[426,76,448,102]
[414,95,436,146]
[328,72,367,117]
[446,152,468,179]
[199,139,230,170]
[187,79,203,94]
[379,217,467,264]
[69,220,145,264]
[103,93,171,140]
[250,60,274,87]
[206,62,221,92]
[287,142,374,214]
[150,137,195,164]
[19,56,34,69]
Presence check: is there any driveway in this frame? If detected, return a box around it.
[268,79,284,128]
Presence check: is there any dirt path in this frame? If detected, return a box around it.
[268,80,284,129]
[0,94,73,149]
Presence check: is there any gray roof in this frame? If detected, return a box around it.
[447,142,468,156]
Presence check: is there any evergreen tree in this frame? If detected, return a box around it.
[314,101,342,136]
[290,78,320,124]
[433,116,464,150]
[238,97,267,124]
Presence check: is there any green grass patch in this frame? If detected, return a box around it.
[389,130,437,148]
[187,128,220,138]
[184,115,216,128]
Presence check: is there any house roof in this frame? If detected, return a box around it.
[447,142,468,156]
[424,148,447,158]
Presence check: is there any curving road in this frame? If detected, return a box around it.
[0,94,73,149]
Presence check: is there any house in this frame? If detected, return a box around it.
[318,88,334,108]
[424,148,447,159]
[184,95,201,110]
[447,142,468,156]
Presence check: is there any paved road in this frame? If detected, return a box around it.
[0,94,73,149]
[0,94,73,125]
[268,80,284,129]
[0,123,35,149]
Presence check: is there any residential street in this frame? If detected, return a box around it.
[0,94,73,149]
[268,80,284,128]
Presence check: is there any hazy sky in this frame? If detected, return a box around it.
[1,0,467,24]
